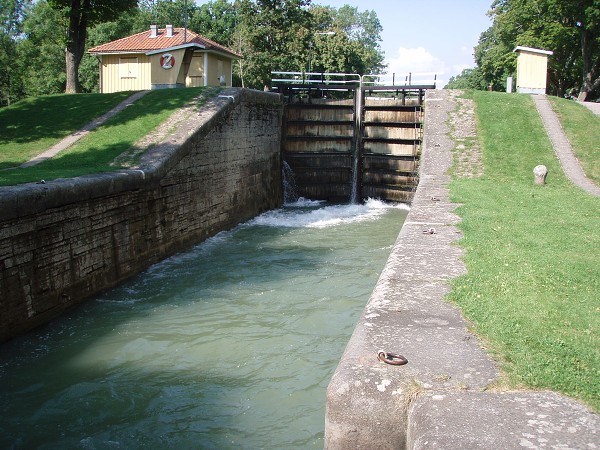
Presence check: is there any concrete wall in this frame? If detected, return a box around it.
[0,88,283,343]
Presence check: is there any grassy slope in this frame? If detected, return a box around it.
[548,96,600,184]
[0,92,133,169]
[448,91,599,412]
[0,88,211,186]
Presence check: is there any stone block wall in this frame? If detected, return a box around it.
[0,88,283,342]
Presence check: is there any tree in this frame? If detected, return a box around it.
[308,4,385,75]
[191,0,237,44]
[47,0,137,93]
[17,1,66,96]
[332,4,384,72]
[137,0,193,29]
[474,25,516,91]
[445,67,488,90]
[475,0,599,99]
[0,0,30,106]
[546,0,600,100]
[234,0,312,89]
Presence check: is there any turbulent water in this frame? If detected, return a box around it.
[0,199,408,449]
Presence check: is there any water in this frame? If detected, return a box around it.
[0,199,408,449]
[282,161,299,204]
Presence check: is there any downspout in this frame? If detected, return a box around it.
[203,52,209,87]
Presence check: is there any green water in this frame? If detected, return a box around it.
[0,199,407,449]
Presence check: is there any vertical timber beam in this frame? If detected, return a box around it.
[351,86,364,203]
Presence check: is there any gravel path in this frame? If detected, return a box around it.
[580,100,600,116]
[532,94,600,197]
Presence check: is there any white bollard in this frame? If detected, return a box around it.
[533,164,548,185]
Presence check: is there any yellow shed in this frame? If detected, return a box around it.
[513,46,553,94]
[88,25,240,93]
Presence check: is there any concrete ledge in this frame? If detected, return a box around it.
[138,88,282,182]
[408,391,599,449]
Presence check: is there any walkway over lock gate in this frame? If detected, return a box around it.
[272,72,437,203]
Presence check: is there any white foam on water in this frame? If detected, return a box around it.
[284,197,325,208]
[251,198,409,229]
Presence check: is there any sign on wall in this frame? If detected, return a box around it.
[160,53,175,70]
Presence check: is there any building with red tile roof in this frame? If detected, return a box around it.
[88,25,240,93]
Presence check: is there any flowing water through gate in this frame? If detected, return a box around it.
[0,199,408,449]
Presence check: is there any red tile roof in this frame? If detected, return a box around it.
[88,27,240,58]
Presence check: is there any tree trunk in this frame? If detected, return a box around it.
[578,26,597,102]
[65,0,89,94]
[65,49,79,94]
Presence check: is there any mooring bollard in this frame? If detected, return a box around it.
[533,164,548,185]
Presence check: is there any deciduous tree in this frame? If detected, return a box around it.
[475,0,599,99]
[308,4,385,76]
[445,67,488,90]
[0,0,30,105]
[48,0,137,93]
[234,0,312,89]
[18,1,66,96]
[191,0,237,45]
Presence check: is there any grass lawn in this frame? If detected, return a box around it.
[0,92,133,169]
[449,91,599,412]
[547,96,600,185]
[0,87,215,186]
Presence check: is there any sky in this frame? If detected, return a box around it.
[311,0,493,87]
[194,0,494,88]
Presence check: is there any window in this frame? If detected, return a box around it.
[119,57,138,78]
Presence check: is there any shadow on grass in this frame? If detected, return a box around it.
[0,140,135,186]
[0,160,24,171]
[0,92,133,145]
[0,88,211,146]
[0,87,219,186]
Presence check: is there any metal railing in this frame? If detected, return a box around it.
[271,71,436,89]
[361,72,437,88]
[271,71,360,89]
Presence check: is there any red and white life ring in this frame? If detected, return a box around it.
[160,53,175,70]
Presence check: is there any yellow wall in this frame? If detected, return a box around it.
[186,52,205,87]
[149,48,186,88]
[98,50,234,92]
[206,53,232,87]
[516,51,549,91]
[100,54,151,93]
